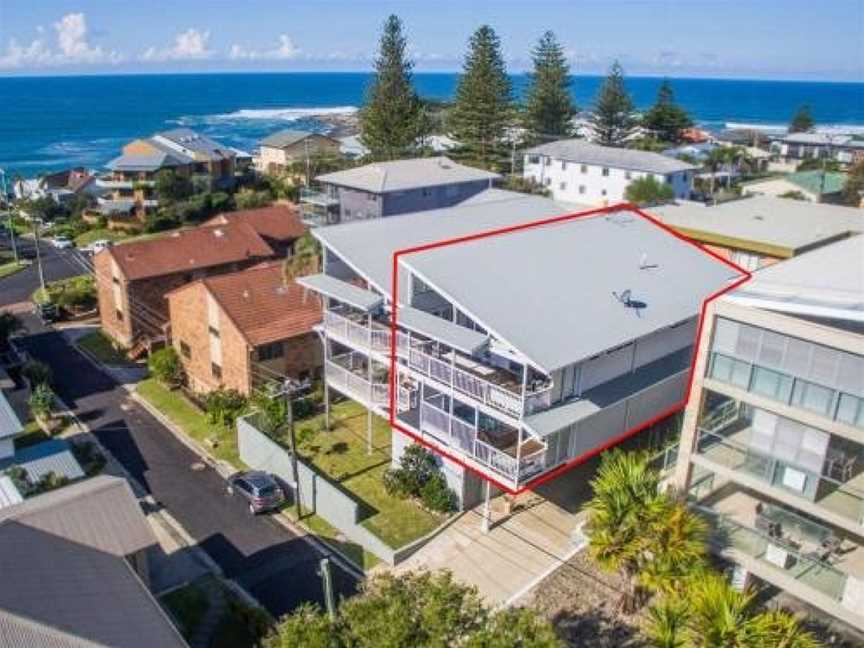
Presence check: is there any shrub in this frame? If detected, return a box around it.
[205,388,248,428]
[70,440,106,476]
[420,472,456,512]
[382,467,412,498]
[234,189,272,210]
[4,466,30,495]
[399,445,438,493]
[148,347,183,387]
[0,312,22,348]
[251,390,288,436]
[29,383,55,419]
[21,360,52,387]
[33,471,70,494]
[292,395,316,420]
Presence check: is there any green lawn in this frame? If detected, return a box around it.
[0,260,25,279]
[284,401,445,549]
[137,378,241,467]
[74,227,133,247]
[77,330,130,366]
[161,580,211,640]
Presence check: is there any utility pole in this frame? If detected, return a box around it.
[304,139,311,188]
[318,558,336,621]
[282,379,303,520]
[0,169,18,263]
[33,220,46,294]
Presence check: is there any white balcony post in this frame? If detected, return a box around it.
[366,356,373,455]
[323,337,331,431]
[481,480,491,534]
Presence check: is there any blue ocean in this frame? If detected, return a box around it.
[1,72,863,178]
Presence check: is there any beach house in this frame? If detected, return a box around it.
[291,190,736,509]
[523,139,698,206]
[672,236,864,631]
[95,128,237,220]
[771,132,864,166]
[255,130,341,175]
[298,156,500,226]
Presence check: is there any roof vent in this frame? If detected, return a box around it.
[242,289,250,299]
[213,228,224,238]
[753,214,765,221]
[613,289,647,316]
[639,252,659,270]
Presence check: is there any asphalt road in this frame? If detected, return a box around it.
[16,318,359,617]
[0,237,91,307]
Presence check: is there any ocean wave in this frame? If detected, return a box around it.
[174,105,358,126]
[724,121,864,134]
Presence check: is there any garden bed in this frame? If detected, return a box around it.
[77,330,132,366]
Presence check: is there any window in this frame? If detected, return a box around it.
[709,353,751,389]
[112,276,119,285]
[180,341,191,358]
[601,167,610,177]
[115,309,124,322]
[791,380,835,417]
[665,175,673,184]
[625,171,632,180]
[528,155,540,164]
[257,341,284,361]
[208,325,220,338]
[211,363,222,380]
[578,185,586,194]
[544,177,551,186]
[836,393,864,427]
[601,189,607,196]
[344,208,352,217]
[561,161,567,171]
[580,164,588,174]
[559,182,567,191]
[750,366,793,402]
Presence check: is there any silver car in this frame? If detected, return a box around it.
[227,471,285,514]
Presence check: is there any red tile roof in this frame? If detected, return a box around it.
[206,205,305,243]
[108,222,274,281]
[200,261,322,346]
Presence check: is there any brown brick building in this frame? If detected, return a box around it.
[167,261,322,395]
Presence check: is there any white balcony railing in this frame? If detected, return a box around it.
[326,359,389,407]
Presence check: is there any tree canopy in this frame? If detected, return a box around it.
[642,80,693,144]
[263,571,562,648]
[359,15,427,160]
[590,61,636,146]
[789,104,815,133]
[625,175,676,206]
[449,25,513,167]
[523,31,574,140]
[842,159,864,207]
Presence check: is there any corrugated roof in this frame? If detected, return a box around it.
[205,205,306,243]
[0,477,22,510]
[106,222,274,281]
[786,170,847,195]
[106,151,187,172]
[0,439,85,483]
[525,139,698,174]
[398,305,489,354]
[297,273,383,312]
[316,156,500,193]
[650,195,863,254]
[315,192,735,371]
[0,392,22,441]
[260,129,335,148]
[154,128,235,162]
[197,262,322,347]
[0,476,185,648]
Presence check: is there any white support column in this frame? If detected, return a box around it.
[322,334,331,431]
[366,353,373,455]
[481,479,491,534]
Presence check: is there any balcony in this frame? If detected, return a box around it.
[321,306,554,420]
[694,482,864,628]
[398,394,547,484]
[95,175,133,190]
[300,188,340,227]
[326,352,389,408]
[694,401,864,530]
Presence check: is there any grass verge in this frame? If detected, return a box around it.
[0,260,25,279]
[77,330,130,366]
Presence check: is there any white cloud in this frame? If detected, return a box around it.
[142,28,212,61]
[0,12,121,69]
[228,34,301,61]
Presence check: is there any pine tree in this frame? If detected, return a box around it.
[642,79,693,144]
[523,31,574,140]
[590,61,636,146]
[449,25,513,168]
[359,15,425,160]
[789,104,815,133]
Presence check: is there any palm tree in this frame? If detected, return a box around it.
[644,598,688,648]
[583,450,707,612]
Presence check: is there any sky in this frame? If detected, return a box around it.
[0,0,862,81]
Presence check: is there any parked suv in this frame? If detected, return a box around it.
[227,471,285,514]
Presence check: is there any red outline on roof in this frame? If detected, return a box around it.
[386,202,751,495]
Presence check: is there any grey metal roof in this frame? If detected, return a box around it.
[398,305,489,354]
[525,139,698,174]
[316,156,500,193]
[728,235,864,322]
[0,477,22,510]
[297,273,383,311]
[260,129,333,148]
[650,196,864,252]
[316,192,736,371]
[154,128,235,161]
[106,152,185,171]
[524,346,692,436]
[0,439,85,483]
[0,392,22,441]
[0,475,150,556]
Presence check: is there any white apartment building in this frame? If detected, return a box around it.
[293,190,736,510]
[524,139,698,206]
[674,236,864,631]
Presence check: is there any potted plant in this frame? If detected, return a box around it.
[29,383,60,433]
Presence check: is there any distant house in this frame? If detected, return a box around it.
[523,140,697,206]
[96,128,237,220]
[650,195,864,271]
[771,132,864,165]
[300,156,500,226]
[742,170,848,203]
[13,167,101,204]
[0,475,186,647]
[337,135,369,159]
[167,262,322,395]
[255,130,341,175]
[94,222,275,352]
